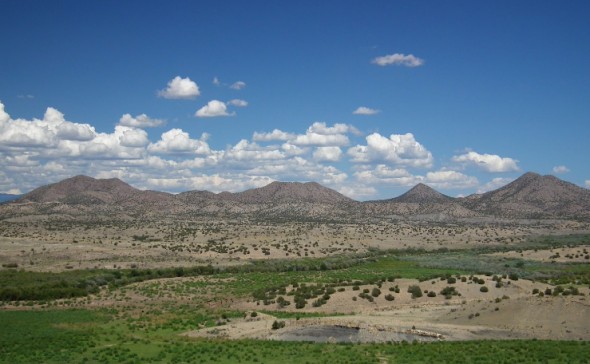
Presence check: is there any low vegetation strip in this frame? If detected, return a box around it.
[0,251,466,301]
[0,309,589,364]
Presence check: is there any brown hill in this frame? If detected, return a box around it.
[463,172,590,219]
[363,183,476,219]
[3,172,589,221]
[391,183,453,204]
[230,181,355,205]
[12,175,176,218]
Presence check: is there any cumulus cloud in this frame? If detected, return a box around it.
[228,99,248,107]
[253,129,295,142]
[0,102,10,123]
[118,127,149,147]
[477,177,513,194]
[0,104,96,148]
[372,53,424,67]
[424,170,478,189]
[148,129,211,154]
[552,165,570,174]
[313,146,342,162]
[230,81,246,90]
[158,76,200,99]
[119,113,165,128]
[354,166,418,186]
[348,132,433,167]
[195,100,234,117]
[338,185,377,200]
[225,140,285,162]
[452,151,519,172]
[291,122,357,146]
[353,106,380,115]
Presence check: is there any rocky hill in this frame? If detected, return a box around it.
[3,172,589,221]
[364,183,477,219]
[463,172,590,219]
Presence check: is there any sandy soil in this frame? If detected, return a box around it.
[488,245,590,263]
[186,276,590,342]
[1,220,588,272]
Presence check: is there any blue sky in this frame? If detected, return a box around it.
[1,0,589,199]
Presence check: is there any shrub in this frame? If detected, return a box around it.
[508,273,519,281]
[371,288,381,297]
[271,320,285,330]
[384,294,395,301]
[250,311,258,318]
[447,277,456,284]
[352,285,360,291]
[427,291,436,297]
[532,288,539,295]
[407,285,423,299]
[480,286,489,293]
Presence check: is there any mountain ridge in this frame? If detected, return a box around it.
[5,172,590,220]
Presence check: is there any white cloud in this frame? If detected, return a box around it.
[425,170,478,189]
[281,142,307,156]
[119,113,165,128]
[253,129,295,142]
[230,81,246,90]
[195,100,234,117]
[585,180,590,188]
[338,185,377,200]
[452,151,519,172]
[228,99,248,107]
[354,166,418,186]
[119,127,149,147]
[552,165,570,174]
[212,77,220,86]
[0,101,10,123]
[293,133,349,147]
[372,53,424,67]
[313,146,342,162]
[291,122,355,146]
[148,129,211,154]
[308,122,359,135]
[477,177,513,194]
[353,106,380,115]
[225,140,285,161]
[158,76,200,99]
[348,132,433,167]
[0,104,96,148]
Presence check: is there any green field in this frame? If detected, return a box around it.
[1,234,589,363]
[1,309,589,363]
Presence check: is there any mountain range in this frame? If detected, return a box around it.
[2,172,589,221]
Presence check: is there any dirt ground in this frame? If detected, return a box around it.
[188,275,590,342]
[488,245,590,263]
[1,219,588,272]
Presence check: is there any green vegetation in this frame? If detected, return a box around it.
[1,309,589,363]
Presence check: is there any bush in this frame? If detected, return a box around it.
[385,294,395,301]
[440,286,460,299]
[271,320,285,330]
[480,286,489,293]
[407,285,423,299]
[447,277,456,284]
[250,311,258,318]
[508,273,519,281]
[371,288,381,297]
[532,288,539,295]
[427,291,436,297]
